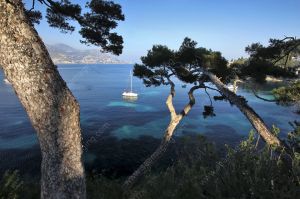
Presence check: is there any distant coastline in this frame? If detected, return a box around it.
[56,63,132,65]
[47,43,128,65]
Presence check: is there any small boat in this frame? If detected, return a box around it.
[3,78,11,84]
[122,91,138,97]
[122,71,138,97]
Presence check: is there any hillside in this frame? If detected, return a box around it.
[46,43,126,64]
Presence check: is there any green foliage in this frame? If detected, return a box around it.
[134,37,231,89]
[132,135,219,199]
[208,134,299,199]
[287,121,300,153]
[202,105,216,118]
[86,174,123,199]
[271,125,280,137]
[7,132,300,199]
[0,170,22,199]
[26,0,124,55]
[19,181,39,199]
[141,45,174,67]
[233,37,299,83]
[24,9,42,25]
[241,59,294,83]
[128,133,300,199]
[273,81,300,106]
[231,57,248,65]
[245,37,300,66]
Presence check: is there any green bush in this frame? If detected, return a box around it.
[0,170,22,199]
[4,130,300,199]
[86,173,123,199]
[273,81,300,105]
[129,133,300,199]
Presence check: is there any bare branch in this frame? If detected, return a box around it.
[251,88,276,102]
[29,0,35,11]
[179,80,204,118]
[166,76,176,119]
[204,87,213,106]
[201,67,284,148]
[124,81,203,191]
[204,85,222,95]
[272,40,300,65]
[255,134,261,149]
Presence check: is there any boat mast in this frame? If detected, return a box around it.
[130,70,132,92]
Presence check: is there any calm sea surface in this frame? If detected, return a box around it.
[0,64,298,150]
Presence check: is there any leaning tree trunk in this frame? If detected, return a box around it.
[202,69,282,147]
[123,81,201,190]
[0,1,85,198]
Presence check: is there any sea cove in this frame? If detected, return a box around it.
[0,64,297,152]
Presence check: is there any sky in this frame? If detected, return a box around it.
[24,0,300,63]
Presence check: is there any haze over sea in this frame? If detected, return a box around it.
[0,64,297,151]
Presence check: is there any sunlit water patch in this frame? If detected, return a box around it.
[0,134,37,149]
[112,117,169,138]
[107,101,157,112]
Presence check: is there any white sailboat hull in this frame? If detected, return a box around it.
[122,91,138,97]
[4,78,11,84]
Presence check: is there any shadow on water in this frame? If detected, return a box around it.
[0,145,41,177]
[0,128,245,178]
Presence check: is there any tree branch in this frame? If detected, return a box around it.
[179,79,205,118]
[251,88,276,102]
[272,40,300,65]
[204,87,213,106]
[123,81,202,191]
[29,0,35,11]
[179,85,201,118]
[200,67,284,148]
[166,76,176,120]
[204,85,222,95]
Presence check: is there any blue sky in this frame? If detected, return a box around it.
[24,0,300,63]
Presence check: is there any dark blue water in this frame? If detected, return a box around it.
[0,64,298,150]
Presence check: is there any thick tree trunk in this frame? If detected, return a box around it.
[0,1,85,198]
[202,69,282,147]
[123,82,200,190]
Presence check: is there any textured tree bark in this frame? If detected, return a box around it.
[202,69,282,147]
[0,1,86,198]
[123,81,200,190]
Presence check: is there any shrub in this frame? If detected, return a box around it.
[130,133,300,199]
[0,170,22,199]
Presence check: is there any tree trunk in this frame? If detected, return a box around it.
[123,82,200,190]
[202,69,282,147]
[0,1,86,198]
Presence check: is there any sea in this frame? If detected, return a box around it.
[0,64,298,175]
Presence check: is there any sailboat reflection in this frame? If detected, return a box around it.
[122,95,138,102]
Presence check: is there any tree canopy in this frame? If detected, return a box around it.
[25,0,125,55]
[126,37,288,190]
[231,37,300,83]
[229,37,300,109]
[134,37,231,88]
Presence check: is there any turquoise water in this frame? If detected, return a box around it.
[0,64,298,150]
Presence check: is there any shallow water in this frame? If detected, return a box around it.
[0,64,298,150]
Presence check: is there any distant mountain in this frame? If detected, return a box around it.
[46,43,126,64]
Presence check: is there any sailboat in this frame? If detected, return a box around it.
[3,78,11,84]
[122,71,138,97]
